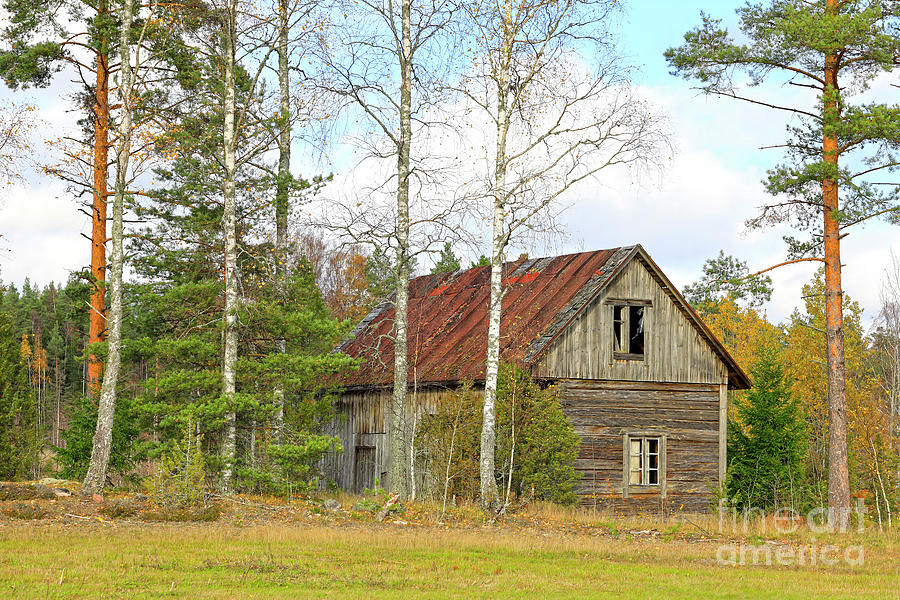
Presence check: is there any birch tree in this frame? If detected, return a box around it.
[667,0,900,529]
[81,0,141,495]
[875,252,900,450]
[459,0,667,509]
[207,0,314,491]
[313,0,460,498]
[219,0,240,493]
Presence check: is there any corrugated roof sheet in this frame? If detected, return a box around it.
[337,247,631,387]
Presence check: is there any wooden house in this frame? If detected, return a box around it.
[324,245,750,512]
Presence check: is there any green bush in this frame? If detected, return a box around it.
[144,422,207,508]
[56,392,140,481]
[418,363,580,505]
[236,431,340,496]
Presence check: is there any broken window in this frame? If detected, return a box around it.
[627,436,661,486]
[612,303,646,358]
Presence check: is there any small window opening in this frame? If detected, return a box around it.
[612,304,646,358]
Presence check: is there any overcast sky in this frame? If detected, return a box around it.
[0,0,897,327]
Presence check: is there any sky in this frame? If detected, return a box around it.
[0,0,897,327]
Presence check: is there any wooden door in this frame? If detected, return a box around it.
[353,446,376,493]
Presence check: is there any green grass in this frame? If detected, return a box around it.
[0,523,897,599]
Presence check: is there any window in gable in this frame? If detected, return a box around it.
[611,301,648,359]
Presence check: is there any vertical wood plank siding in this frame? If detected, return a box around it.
[534,258,728,385]
[321,388,453,492]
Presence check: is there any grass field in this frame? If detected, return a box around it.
[1,487,899,599]
[1,521,898,599]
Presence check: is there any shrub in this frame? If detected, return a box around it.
[99,499,140,519]
[57,392,140,481]
[236,431,340,496]
[140,503,222,522]
[0,483,56,501]
[2,502,48,520]
[418,363,581,506]
[144,422,206,508]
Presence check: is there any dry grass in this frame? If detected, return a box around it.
[0,520,898,599]
[1,487,898,598]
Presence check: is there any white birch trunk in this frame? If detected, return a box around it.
[272,0,291,443]
[389,0,413,499]
[82,0,135,496]
[479,10,511,510]
[220,0,239,493]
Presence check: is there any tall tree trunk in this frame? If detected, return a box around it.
[220,1,239,493]
[822,19,850,530]
[273,0,290,443]
[82,0,134,496]
[479,9,512,511]
[389,0,412,499]
[88,0,111,397]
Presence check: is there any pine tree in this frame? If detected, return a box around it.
[430,242,461,274]
[727,346,807,510]
[683,251,773,312]
[667,0,900,529]
[0,309,38,479]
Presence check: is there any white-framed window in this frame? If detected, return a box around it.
[629,437,660,485]
[623,433,666,497]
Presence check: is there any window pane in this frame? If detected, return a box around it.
[647,438,658,455]
[629,306,644,355]
[629,438,642,485]
[630,439,641,456]
[613,306,624,352]
[648,468,658,485]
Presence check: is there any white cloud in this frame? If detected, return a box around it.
[547,82,897,327]
[0,181,87,286]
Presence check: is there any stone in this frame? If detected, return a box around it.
[321,499,341,513]
[52,488,72,498]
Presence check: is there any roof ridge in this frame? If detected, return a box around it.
[523,245,636,364]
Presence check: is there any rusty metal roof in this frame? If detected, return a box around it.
[336,245,751,390]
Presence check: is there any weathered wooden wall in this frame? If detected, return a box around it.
[560,380,721,513]
[321,387,454,492]
[535,257,728,385]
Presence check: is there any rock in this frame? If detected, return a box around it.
[92,493,104,503]
[321,499,341,513]
[133,493,148,503]
[52,488,72,498]
[376,493,400,522]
